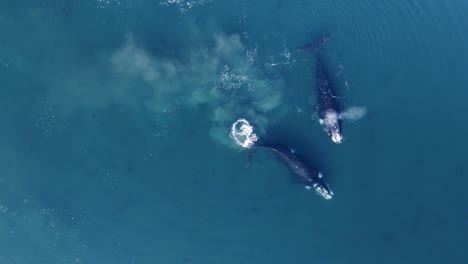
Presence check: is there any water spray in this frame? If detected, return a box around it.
[230,118,258,149]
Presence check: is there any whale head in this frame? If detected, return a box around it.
[305,173,333,200]
[313,182,334,200]
[319,110,342,144]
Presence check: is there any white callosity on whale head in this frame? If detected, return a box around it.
[330,129,342,144]
[320,110,342,144]
[313,183,334,200]
[304,172,333,200]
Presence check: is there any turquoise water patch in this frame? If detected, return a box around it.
[1,0,467,263]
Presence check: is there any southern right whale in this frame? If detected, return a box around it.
[298,33,330,53]
[300,34,344,143]
[315,57,343,144]
[251,144,333,200]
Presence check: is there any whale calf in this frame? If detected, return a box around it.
[255,144,333,200]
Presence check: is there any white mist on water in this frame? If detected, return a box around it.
[339,106,367,122]
[230,118,258,148]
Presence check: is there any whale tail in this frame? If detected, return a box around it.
[245,143,272,167]
[247,147,256,162]
[298,33,331,54]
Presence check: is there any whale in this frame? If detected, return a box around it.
[298,33,331,53]
[300,34,344,143]
[315,57,343,144]
[252,144,333,200]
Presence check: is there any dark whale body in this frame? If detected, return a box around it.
[316,58,340,115]
[315,57,343,143]
[258,144,333,200]
[298,33,331,53]
[301,33,343,143]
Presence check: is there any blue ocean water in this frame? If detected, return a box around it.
[1,0,468,263]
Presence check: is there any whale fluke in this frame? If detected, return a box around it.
[298,33,331,53]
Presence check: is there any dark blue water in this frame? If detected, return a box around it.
[1,1,467,263]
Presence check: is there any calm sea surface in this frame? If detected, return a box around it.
[1,1,467,263]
